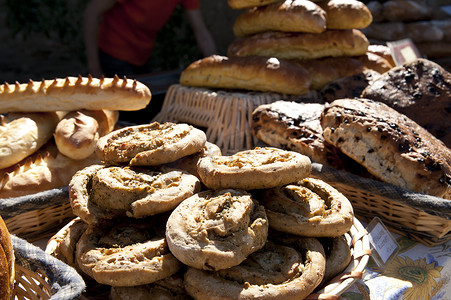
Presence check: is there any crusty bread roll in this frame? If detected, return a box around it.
[381,0,432,22]
[180,55,312,95]
[320,98,451,199]
[367,44,396,67]
[0,75,151,113]
[54,110,119,160]
[362,21,444,43]
[292,56,364,89]
[228,29,369,60]
[0,112,60,169]
[233,0,327,37]
[0,215,14,300]
[228,0,280,9]
[318,0,373,29]
[0,141,101,198]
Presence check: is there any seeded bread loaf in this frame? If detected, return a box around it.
[320,98,451,199]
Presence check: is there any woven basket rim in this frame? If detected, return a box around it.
[11,234,85,300]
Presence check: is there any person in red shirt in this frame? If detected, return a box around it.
[84,0,217,77]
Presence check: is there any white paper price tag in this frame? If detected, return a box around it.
[366,217,400,272]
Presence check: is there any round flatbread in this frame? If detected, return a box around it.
[184,235,325,300]
[76,217,182,287]
[96,122,207,166]
[197,147,311,190]
[253,177,354,237]
[69,164,201,224]
[166,189,268,271]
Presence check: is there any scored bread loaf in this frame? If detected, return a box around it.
[227,29,369,60]
[0,75,151,113]
[232,0,326,37]
[0,141,101,198]
[54,110,119,160]
[356,52,393,74]
[0,112,60,169]
[318,0,373,29]
[320,98,451,199]
[180,55,312,95]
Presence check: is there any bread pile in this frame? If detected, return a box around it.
[181,0,395,96]
[46,121,357,299]
[0,75,151,198]
[364,0,451,61]
[251,97,451,200]
[0,215,14,299]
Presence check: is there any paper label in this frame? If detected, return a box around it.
[386,39,421,66]
[366,217,400,270]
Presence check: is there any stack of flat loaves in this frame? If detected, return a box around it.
[0,75,152,198]
[251,97,451,200]
[181,0,394,96]
[46,122,358,299]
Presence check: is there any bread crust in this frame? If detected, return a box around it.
[184,236,325,300]
[180,55,312,95]
[0,141,101,198]
[320,98,451,199]
[319,0,372,29]
[69,165,201,224]
[197,147,312,190]
[76,218,182,286]
[96,122,207,166]
[227,29,369,60]
[0,112,60,169]
[166,189,268,271]
[0,216,14,300]
[254,178,354,237]
[232,0,326,37]
[0,75,151,113]
[361,58,451,148]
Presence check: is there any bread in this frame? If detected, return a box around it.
[228,0,280,9]
[0,112,60,169]
[356,52,393,74]
[361,58,451,148]
[362,21,444,43]
[381,0,432,22]
[367,44,396,67]
[0,215,14,300]
[253,177,354,237]
[54,110,119,160]
[320,69,381,102]
[293,56,364,90]
[232,0,326,37]
[197,147,312,190]
[416,41,451,59]
[184,236,325,300]
[76,217,182,286]
[180,55,312,95]
[318,236,351,287]
[227,29,369,60]
[318,0,373,29]
[166,189,268,271]
[0,75,151,113]
[69,165,201,224]
[320,98,451,199]
[96,122,207,166]
[0,141,101,198]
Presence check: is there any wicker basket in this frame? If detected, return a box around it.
[11,234,85,300]
[153,84,322,155]
[1,187,75,242]
[312,162,451,247]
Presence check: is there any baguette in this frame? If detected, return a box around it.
[318,0,373,30]
[0,75,151,113]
